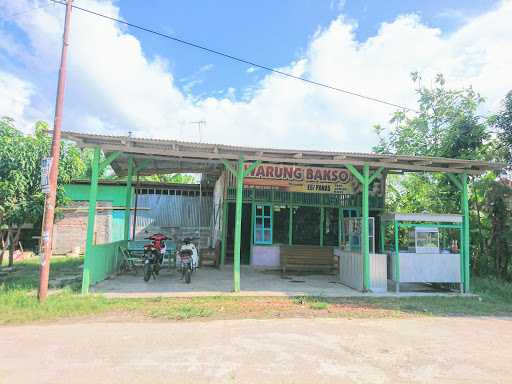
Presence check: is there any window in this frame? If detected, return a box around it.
[254,204,272,244]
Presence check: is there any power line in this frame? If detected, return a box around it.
[48,0,419,113]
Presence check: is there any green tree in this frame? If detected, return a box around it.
[139,173,197,184]
[0,118,85,266]
[373,73,507,277]
[491,90,512,168]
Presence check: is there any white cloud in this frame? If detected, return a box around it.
[0,0,511,150]
[0,71,36,129]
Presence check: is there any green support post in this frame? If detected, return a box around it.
[81,147,100,295]
[124,158,134,240]
[233,159,244,292]
[394,220,400,293]
[345,164,373,291]
[361,165,370,291]
[221,200,228,267]
[338,207,342,247]
[320,206,324,247]
[250,202,255,263]
[447,172,470,293]
[222,157,261,292]
[461,173,470,293]
[288,205,293,245]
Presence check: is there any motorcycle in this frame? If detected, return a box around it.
[176,237,199,284]
[143,233,168,282]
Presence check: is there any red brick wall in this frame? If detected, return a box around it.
[52,201,112,255]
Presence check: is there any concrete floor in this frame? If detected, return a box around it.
[92,266,464,298]
[92,266,362,298]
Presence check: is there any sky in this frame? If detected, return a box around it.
[0,0,510,152]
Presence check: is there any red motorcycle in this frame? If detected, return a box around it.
[143,233,168,282]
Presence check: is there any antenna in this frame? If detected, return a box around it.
[189,120,206,142]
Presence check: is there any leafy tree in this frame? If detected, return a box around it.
[0,118,85,266]
[491,90,512,168]
[374,73,490,159]
[139,173,197,184]
[374,74,511,278]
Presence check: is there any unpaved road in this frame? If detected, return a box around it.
[1,317,511,384]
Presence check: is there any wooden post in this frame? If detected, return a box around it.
[288,205,293,246]
[461,173,470,292]
[221,200,228,267]
[124,158,134,240]
[81,147,100,294]
[222,158,261,292]
[394,220,400,294]
[361,165,370,291]
[233,158,244,292]
[320,206,324,247]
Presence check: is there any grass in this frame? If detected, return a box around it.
[1,256,511,324]
[149,305,214,320]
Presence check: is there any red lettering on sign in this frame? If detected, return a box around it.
[266,166,274,178]
[284,167,293,179]
[255,166,266,177]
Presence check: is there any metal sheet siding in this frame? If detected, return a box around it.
[370,253,388,292]
[336,249,363,291]
[133,194,213,231]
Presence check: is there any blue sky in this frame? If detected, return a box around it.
[0,0,510,151]
[118,0,499,98]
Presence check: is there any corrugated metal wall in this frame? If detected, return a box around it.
[131,194,213,248]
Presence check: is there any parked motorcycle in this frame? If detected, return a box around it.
[143,233,168,282]
[176,237,199,284]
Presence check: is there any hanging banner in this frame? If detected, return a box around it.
[244,163,356,194]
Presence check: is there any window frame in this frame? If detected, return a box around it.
[253,204,273,245]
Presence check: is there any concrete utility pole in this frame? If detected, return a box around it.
[38,0,73,302]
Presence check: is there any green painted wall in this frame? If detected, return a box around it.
[64,183,131,242]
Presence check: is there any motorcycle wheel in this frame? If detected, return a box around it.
[185,269,191,284]
[143,264,152,282]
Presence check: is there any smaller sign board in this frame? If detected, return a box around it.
[41,157,52,194]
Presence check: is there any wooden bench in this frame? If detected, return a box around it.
[280,245,336,274]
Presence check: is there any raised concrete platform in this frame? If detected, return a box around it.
[91,266,468,298]
[92,266,360,298]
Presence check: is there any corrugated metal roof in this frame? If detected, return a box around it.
[61,131,505,176]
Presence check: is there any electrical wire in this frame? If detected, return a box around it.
[48,0,419,112]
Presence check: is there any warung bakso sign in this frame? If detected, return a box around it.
[243,163,356,194]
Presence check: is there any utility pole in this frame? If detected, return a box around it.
[38,0,73,302]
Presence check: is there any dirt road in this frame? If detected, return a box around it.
[1,317,511,383]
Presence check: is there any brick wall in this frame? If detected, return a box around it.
[52,201,112,255]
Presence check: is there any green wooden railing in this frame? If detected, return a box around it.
[226,187,384,209]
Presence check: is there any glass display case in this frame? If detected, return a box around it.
[408,227,439,253]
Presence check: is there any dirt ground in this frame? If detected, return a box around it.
[1,316,511,384]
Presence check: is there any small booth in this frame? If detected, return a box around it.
[381,213,463,293]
